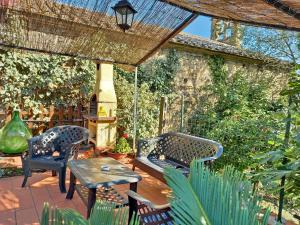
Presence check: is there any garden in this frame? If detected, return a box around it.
[0,0,300,225]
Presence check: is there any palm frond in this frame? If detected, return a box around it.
[40,202,50,225]
[164,163,212,225]
[41,201,139,225]
[164,160,270,225]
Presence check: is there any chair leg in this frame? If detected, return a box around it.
[21,174,28,187]
[59,167,67,193]
[21,169,31,187]
[132,162,136,171]
[52,170,57,176]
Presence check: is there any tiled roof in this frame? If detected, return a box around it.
[171,33,290,66]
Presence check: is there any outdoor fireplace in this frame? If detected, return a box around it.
[84,63,117,150]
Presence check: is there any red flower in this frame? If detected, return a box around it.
[122,133,129,139]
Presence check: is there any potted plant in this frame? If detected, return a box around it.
[107,134,132,160]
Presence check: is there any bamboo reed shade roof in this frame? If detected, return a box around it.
[0,0,194,66]
[168,0,300,32]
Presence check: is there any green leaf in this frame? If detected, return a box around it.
[40,201,139,225]
[164,165,212,225]
[164,161,269,225]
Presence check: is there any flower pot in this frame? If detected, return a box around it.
[107,151,127,160]
[127,152,135,159]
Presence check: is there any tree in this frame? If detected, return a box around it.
[242,26,299,62]
[253,64,300,222]
[241,25,300,222]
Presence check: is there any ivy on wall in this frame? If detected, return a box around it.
[0,47,180,139]
[189,55,284,171]
[0,49,95,115]
[115,49,179,95]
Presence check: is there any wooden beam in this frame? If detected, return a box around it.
[135,13,198,66]
[264,0,300,20]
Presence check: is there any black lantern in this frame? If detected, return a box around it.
[112,0,137,32]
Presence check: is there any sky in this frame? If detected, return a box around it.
[183,16,212,38]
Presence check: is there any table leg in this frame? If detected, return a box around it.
[128,182,138,223]
[66,171,76,199]
[87,188,97,219]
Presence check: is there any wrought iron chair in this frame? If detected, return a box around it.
[21,125,89,192]
[133,132,223,183]
[127,191,173,225]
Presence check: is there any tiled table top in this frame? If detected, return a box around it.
[68,157,142,188]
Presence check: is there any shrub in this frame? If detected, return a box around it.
[207,114,278,171]
[112,137,132,154]
[188,55,284,171]
[114,74,159,139]
[114,49,180,140]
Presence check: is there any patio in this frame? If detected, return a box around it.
[0,0,300,225]
[0,155,170,225]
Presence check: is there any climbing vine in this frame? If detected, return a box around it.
[0,49,95,115]
[114,49,180,138]
[115,49,179,95]
[188,54,299,215]
[189,55,283,171]
[252,64,300,213]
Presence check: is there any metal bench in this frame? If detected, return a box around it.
[133,132,223,183]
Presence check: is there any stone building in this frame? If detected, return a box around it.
[166,33,290,98]
[155,33,291,132]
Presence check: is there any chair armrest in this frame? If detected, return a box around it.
[200,142,223,163]
[63,137,89,160]
[127,191,170,210]
[198,156,217,162]
[137,137,163,157]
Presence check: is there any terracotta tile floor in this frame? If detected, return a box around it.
[0,157,170,225]
[1,156,298,225]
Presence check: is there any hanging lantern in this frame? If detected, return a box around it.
[112,0,137,32]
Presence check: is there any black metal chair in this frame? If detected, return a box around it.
[21,125,89,192]
[133,132,223,183]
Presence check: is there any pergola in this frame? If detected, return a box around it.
[168,1,300,32]
[0,0,299,67]
[0,0,299,148]
[0,1,298,223]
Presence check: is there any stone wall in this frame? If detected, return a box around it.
[154,44,290,132]
[160,45,289,102]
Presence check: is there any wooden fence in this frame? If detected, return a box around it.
[0,104,86,134]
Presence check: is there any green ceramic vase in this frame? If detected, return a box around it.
[0,110,32,154]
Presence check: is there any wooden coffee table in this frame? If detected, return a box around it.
[66,157,142,219]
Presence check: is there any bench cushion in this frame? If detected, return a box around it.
[135,156,189,183]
